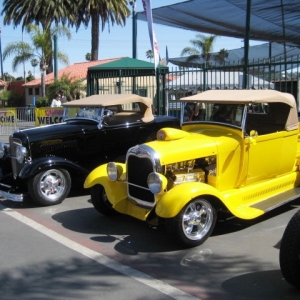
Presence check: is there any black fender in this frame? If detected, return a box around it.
[18,156,89,179]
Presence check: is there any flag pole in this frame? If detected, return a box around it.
[0,26,4,79]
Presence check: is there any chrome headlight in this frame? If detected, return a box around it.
[107,162,119,181]
[0,142,8,158]
[15,145,28,163]
[147,172,164,194]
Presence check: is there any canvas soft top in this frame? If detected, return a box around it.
[62,94,154,123]
[180,90,296,107]
[63,94,152,108]
[180,89,299,131]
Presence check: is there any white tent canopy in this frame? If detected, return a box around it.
[167,71,274,92]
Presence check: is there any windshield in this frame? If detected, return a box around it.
[183,102,245,127]
[63,107,103,121]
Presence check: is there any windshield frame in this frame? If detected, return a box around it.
[181,101,248,130]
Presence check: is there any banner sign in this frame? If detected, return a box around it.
[0,109,17,125]
[36,107,64,126]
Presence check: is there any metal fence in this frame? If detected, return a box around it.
[1,57,299,137]
[0,107,36,138]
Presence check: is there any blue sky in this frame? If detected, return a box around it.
[0,0,262,78]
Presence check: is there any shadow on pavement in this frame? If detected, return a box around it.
[222,269,299,299]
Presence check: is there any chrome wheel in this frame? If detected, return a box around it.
[182,199,214,241]
[39,169,66,200]
[167,198,216,247]
[28,168,71,206]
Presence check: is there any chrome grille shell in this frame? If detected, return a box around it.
[9,137,24,179]
[126,144,162,208]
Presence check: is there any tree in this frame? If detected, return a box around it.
[1,0,130,63]
[47,73,86,102]
[146,50,154,62]
[31,58,39,75]
[0,89,22,107]
[181,34,218,65]
[214,48,229,64]
[1,0,78,73]
[85,53,92,61]
[26,70,35,82]
[3,24,70,97]
[76,0,130,60]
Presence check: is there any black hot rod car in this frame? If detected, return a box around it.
[0,94,180,206]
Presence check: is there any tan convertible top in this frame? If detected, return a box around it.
[63,94,154,122]
[181,89,296,106]
[181,89,299,131]
[63,93,152,107]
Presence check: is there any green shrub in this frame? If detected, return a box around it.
[36,96,50,107]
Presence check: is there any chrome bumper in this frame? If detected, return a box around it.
[0,190,23,202]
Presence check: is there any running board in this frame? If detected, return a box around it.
[251,186,300,212]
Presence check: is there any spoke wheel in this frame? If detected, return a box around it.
[167,198,216,248]
[28,168,71,206]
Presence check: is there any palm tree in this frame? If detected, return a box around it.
[3,24,70,97]
[2,0,130,62]
[31,58,39,75]
[85,53,92,61]
[214,48,229,64]
[1,0,75,73]
[146,50,154,62]
[181,34,218,65]
[77,0,130,60]
[47,73,86,101]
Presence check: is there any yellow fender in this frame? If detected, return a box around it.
[84,163,127,204]
[155,181,223,218]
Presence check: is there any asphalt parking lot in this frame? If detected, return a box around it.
[1,186,300,300]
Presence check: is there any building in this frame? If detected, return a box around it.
[22,58,123,106]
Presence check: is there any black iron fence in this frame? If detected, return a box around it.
[166,56,300,118]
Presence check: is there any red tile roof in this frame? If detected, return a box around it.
[0,79,8,87]
[23,57,123,87]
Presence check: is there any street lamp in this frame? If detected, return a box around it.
[130,0,137,59]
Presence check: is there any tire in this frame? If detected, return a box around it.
[91,184,117,216]
[28,168,71,206]
[279,210,300,289]
[167,198,217,248]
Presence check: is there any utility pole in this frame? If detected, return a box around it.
[0,26,4,79]
[130,0,137,59]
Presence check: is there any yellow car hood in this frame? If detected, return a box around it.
[144,127,242,165]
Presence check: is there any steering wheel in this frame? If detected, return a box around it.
[102,109,114,125]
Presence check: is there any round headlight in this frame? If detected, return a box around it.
[16,146,27,163]
[107,162,118,181]
[147,172,163,194]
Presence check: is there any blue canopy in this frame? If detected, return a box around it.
[136,0,300,47]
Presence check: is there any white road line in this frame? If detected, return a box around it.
[0,204,201,300]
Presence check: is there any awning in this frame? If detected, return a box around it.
[136,0,300,47]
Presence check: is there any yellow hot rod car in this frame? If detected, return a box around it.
[84,90,300,247]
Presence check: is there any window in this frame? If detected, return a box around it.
[137,88,147,97]
[29,88,33,96]
[35,88,40,95]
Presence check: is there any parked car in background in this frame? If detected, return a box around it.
[280,210,300,289]
[84,90,300,248]
[0,94,180,206]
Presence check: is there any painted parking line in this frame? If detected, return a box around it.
[0,204,200,300]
